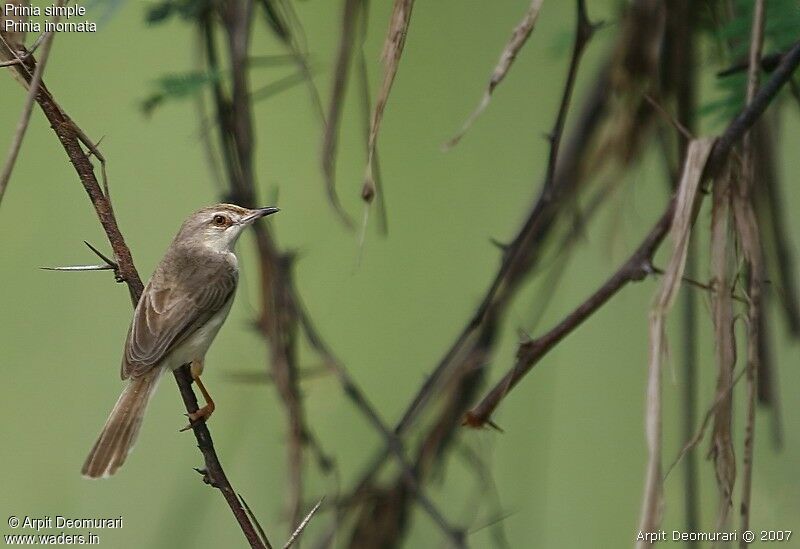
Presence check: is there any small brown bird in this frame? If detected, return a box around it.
[82,204,279,478]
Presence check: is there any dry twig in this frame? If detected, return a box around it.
[0,3,59,206]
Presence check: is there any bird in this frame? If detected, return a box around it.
[82,203,279,478]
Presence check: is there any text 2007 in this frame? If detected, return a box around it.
[760,531,792,542]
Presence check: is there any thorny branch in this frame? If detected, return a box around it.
[5,51,269,549]
[465,37,800,428]
[0,15,57,206]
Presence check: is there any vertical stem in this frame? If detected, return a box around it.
[681,247,700,544]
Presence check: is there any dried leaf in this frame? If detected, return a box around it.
[709,161,737,531]
[444,0,545,149]
[362,0,415,205]
[637,138,714,543]
[321,0,361,229]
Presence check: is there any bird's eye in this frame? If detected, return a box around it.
[212,214,228,226]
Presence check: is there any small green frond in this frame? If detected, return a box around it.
[145,0,210,25]
[701,0,800,122]
[140,70,220,116]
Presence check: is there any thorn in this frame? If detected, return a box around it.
[83,240,116,266]
[463,411,503,431]
[486,419,505,433]
[86,136,106,159]
[40,264,115,272]
[489,238,509,252]
[517,326,533,342]
[83,240,123,281]
[193,467,216,487]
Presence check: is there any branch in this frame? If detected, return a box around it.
[706,40,800,178]
[399,0,597,438]
[14,53,267,549]
[293,289,467,547]
[465,207,670,427]
[0,6,58,206]
[465,35,800,428]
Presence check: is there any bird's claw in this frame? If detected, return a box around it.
[179,403,215,432]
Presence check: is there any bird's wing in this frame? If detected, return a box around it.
[121,264,237,379]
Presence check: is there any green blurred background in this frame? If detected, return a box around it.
[1,1,799,547]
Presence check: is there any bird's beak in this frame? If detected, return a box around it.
[241,207,280,225]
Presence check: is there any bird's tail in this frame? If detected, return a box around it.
[82,368,163,479]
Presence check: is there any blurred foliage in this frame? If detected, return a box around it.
[701,0,800,123]
[141,70,219,116]
[145,0,210,25]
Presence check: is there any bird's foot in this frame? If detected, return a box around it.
[179,402,215,432]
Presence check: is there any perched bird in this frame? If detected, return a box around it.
[82,204,279,478]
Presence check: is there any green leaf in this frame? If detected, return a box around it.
[141,70,220,116]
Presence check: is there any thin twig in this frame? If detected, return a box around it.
[705,40,800,179]
[665,366,747,481]
[643,93,693,143]
[294,290,467,547]
[283,498,325,549]
[0,11,58,207]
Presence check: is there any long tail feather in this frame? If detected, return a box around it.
[82,368,163,479]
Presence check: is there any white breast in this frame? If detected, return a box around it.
[163,297,234,371]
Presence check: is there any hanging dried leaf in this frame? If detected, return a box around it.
[637,138,714,543]
[444,0,545,149]
[362,0,415,207]
[709,161,737,532]
[321,0,361,229]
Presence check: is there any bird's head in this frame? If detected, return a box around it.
[176,203,280,252]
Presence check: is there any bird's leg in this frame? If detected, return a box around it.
[180,360,216,432]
